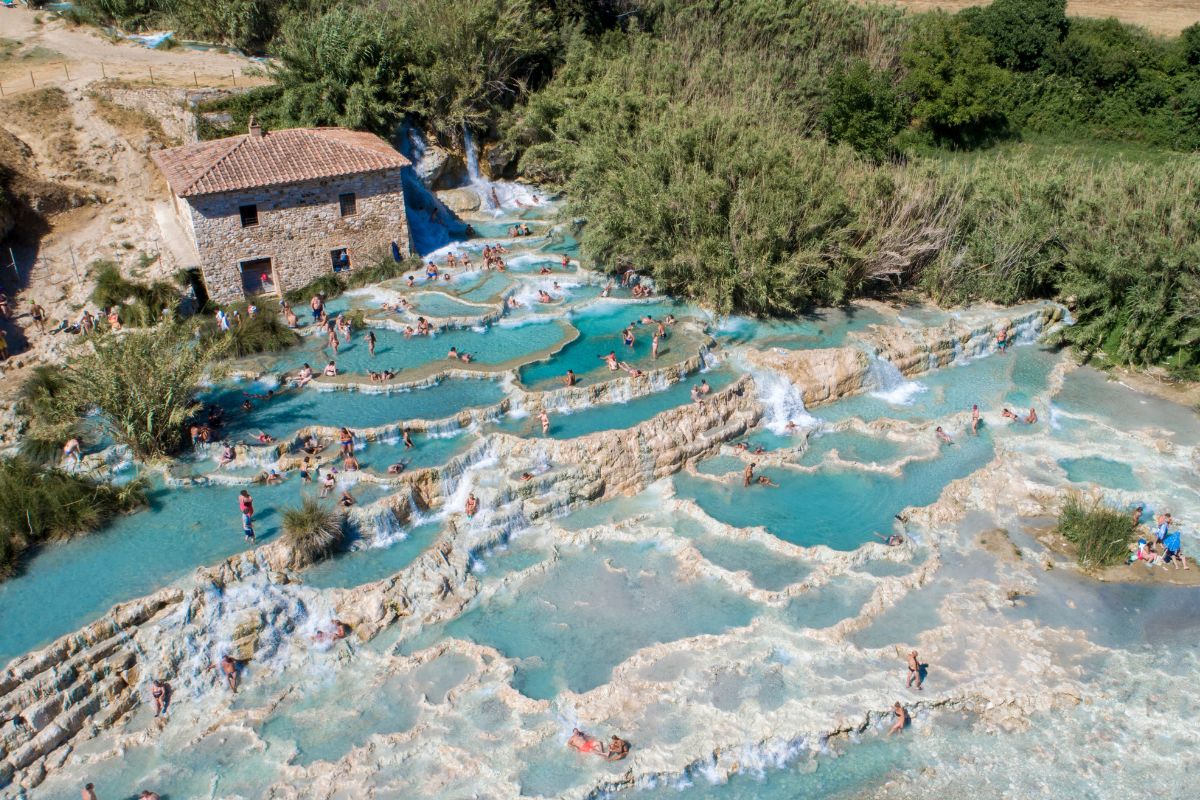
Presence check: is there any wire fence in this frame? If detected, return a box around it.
[0,60,262,97]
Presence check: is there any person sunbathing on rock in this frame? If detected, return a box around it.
[1001,408,1019,422]
[567,728,606,756]
[874,532,904,546]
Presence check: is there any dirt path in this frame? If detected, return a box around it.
[866,0,1200,35]
[0,6,269,96]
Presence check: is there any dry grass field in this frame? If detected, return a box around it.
[867,0,1200,35]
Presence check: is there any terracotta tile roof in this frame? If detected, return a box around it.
[152,128,411,198]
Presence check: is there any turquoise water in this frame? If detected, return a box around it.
[410,292,495,318]
[422,542,759,699]
[519,299,692,388]
[819,345,1060,426]
[262,318,570,377]
[674,435,994,550]
[210,378,507,437]
[355,430,477,473]
[687,534,811,591]
[1059,457,1140,491]
[715,305,889,350]
[798,431,907,466]
[305,521,444,590]
[1053,366,1200,447]
[459,272,517,302]
[16,177,1200,800]
[499,369,738,440]
[635,736,911,800]
[0,477,307,663]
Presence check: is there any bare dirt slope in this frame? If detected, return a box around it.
[0,7,267,386]
[868,1,1200,35]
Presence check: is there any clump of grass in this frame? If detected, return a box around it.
[1056,493,1134,570]
[198,309,301,358]
[0,457,147,577]
[90,259,180,326]
[280,496,344,568]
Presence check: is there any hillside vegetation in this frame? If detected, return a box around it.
[61,0,1200,376]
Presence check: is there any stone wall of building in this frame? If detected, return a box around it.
[182,169,410,303]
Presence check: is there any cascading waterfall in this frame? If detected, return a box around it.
[866,356,927,405]
[750,368,819,433]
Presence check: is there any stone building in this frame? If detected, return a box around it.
[153,120,411,303]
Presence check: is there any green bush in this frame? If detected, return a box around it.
[0,457,146,577]
[1056,493,1135,570]
[199,309,302,358]
[280,495,344,567]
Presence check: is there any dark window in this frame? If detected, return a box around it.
[331,248,350,272]
[239,204,259,228]
[338,192,357,217]
[239,258,273,295]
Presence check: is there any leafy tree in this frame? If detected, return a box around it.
[271,7,404,134]
[821,60,906,162]
[901,13,1012,144]
[963,0,1066,71]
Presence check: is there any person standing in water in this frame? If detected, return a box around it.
[906,650,923,690]
[82,784,98,800]
[888,702,910,736]
[151,679,171,717]
[367,330,376,357]
[743,463,756,487]
[217,655,238,693]
[652,332,660,359]
[540,410,550,435]
[970,404,981,435]
[238,489,254,519]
